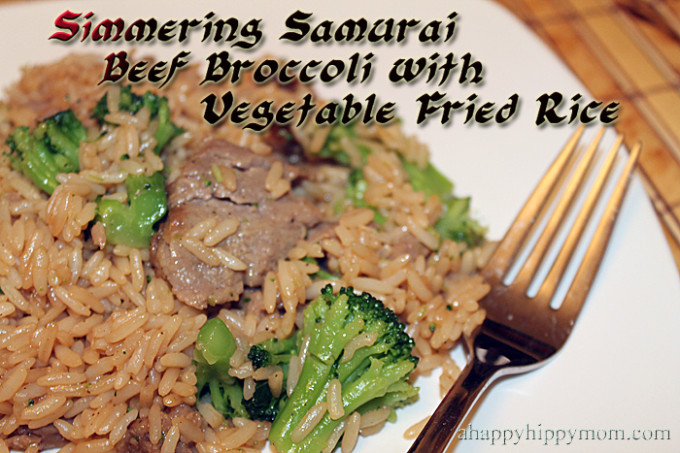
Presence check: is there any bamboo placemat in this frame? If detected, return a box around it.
[494,0,680,273]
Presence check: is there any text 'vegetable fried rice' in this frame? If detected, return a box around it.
[0,54,493,452]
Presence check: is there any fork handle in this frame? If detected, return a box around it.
[407,355,499,453]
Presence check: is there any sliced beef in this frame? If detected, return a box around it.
[152,196,320,307]
[168,139,300,207]
[151,139,323,309]
[385,231,429,262]
[119,404,200,453]
[5,425,65,451]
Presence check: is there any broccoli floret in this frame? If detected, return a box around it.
[196,319,299,422]
[92,85,182,153]
[5,95,170,249]
[248,332,300,370]
[194,317,249,419]
[268,285,419,453]
[91,87,172,248]
[243,332,301,421]
[247,345,271,370]
[402,158,486,247]
[95,172,167,248]
[5,109,86,194]
[243,380,284,422]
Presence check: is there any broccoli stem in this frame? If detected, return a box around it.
[291,359,416,453]
[268,355,334,449]
[268,287,419,453]
[194,318,250,419]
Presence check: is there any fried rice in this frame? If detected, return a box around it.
[0,53,493,452]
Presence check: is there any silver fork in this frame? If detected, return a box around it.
[408,127,641,453]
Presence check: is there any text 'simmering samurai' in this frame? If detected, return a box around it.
[49,9,620,130]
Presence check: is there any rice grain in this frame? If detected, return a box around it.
[341,412,361,453]
[291,402,327,443]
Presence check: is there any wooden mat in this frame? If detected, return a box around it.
[493,0,680,272]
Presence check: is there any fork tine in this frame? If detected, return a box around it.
[512,128,605,292]
[558,141,641,320]
[482,126,584,283]
[535,134,624,303]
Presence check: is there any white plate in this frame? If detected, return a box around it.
[1,1,679,452]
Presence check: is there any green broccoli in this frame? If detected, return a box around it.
[5,92,171,249]
[343,168,386,225]
[318,122,485,245]
[248,332,300,370]
[194,317,250,419]
[401,158,486,247]
[5,109,86,194]
[319,123,386,224]
[195,319,298,422]
[95,172,167,248]
[194,284,419,444]
[239,340,292,421]
[243,380,283,422]
[92,85,183,153]
[247,345,272,371]
[244,332,301,420]
[401,159,453,201]
[434,196,486,247]
[268,285,419,453]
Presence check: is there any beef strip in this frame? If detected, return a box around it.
[167,139,300,207]
[384,230,429,262]
[119,404,200,453]
[151,139,323,309]
[5,425,65,451]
